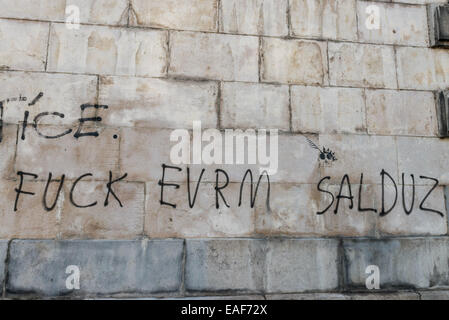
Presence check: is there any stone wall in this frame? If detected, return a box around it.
[0,0,448,299]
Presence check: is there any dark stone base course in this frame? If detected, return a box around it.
[4,240,184,297]
[0,238,447,299]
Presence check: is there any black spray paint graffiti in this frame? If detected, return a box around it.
[317,171,444,217]
[158,165,271,210]
[304,136,337,164]
[0,92,114,142]
[1,91,444,220]
[0,93,42,143]
[13,171,127,212]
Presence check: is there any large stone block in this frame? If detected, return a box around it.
[169,31,259,82]
[7,240,184,296]
[47,23,167,77]
[319,134,398,185]
[130,0,217,32]
[290,0,357,41]
[328,42,397,89]
[0,179,60,239]
[69,0,129,25]
[220,0,288,36]
[119,128,180,182]
[0,71,97,126]
[272,134,321,183]
[60,180,145,239]
[397,136,449,185]
[357,1,428,46]
[256,183,377,237]
[366,89,437,136]
[261,38,328,85]
[291,86,366,134]
[221,82,290,130]
[185,239,265,292]
[99,76,218,129]
[265,239,340,293]
[16,125,120,179]
[0,19,49,72]
[396,47,449,90]
[0,0,129,25]
[343,238,449,289]
[145,181,261,238]
[377,185,446,236]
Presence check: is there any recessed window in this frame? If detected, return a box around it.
[437,91,449,138]
[429,4,449,47]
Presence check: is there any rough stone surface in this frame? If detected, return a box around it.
[220,0,288,36]
[0,240,8,294]
[0,19,49,72]
[0,180,60,239]
[420,290,449,300]
[47,23,168,77]
[255,183,377,237]
[119,127,181,182]
[16,126,120,179]
[319,134,398,185]
[169,32,259,82]
[291,86,366,134]
[145,181,262,238]
[290,0,357,41]
[261,38,328,85]
[265,239,339,293]
[99,76,218,129]
[365,89,437,136]
[328,42,397,89]
[377,185,447,236]
[221,82,290,130]
[0,71,97,126]
[60,181,145,239]
[343,238,449,289]
[0,0,129,25]
[130,0,217,32]
[397,137,449,185]
[1,0,449,299]
[185,239,265,292]
[272,134,321,183]
[0,125,18,179]
[396,47,449,90]
[357,1,428,46]
[7,240,184,296]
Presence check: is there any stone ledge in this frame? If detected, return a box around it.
[6,239,184,297]
[343,237,449,290]
[0,240,8,295]
[2,238,449,297]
